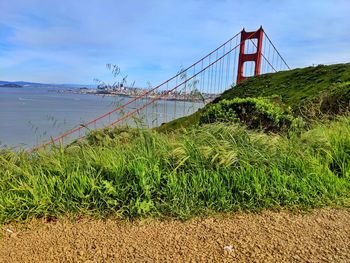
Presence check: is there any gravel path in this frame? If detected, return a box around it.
[1,209,350,262]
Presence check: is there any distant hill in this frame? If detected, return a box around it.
[0,81,47,87]
[0,80,95,88]
[0,83,22,88]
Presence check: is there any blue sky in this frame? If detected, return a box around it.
[1,0,349,86]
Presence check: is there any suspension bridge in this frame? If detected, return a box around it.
[34,26,290,150]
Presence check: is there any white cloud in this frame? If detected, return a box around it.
[1,0,349,83]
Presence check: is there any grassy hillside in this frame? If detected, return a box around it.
[0,117,349,224]
[0,63,349,225]
[158,63,350,132]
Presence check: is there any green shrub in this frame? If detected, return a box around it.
[84,126,145,146]
[297,82,350,119]
[200,97,303,132]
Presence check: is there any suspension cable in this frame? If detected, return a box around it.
[263,31,290,70]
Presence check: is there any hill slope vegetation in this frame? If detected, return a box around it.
[0,63,349,225]
[158,63,350,132]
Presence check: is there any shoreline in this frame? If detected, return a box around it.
[49,88,214,103]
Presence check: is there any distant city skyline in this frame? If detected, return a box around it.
[1,0,349,86]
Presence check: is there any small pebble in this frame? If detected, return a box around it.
[224,245,234,253]
[6,229,14,234]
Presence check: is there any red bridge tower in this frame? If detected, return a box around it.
[236,26,264,84]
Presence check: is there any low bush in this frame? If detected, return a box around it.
[199,97,303,132]
[297,82,350,119]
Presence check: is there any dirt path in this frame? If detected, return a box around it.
[1,209,350,262]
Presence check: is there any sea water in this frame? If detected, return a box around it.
[0,86,202,148]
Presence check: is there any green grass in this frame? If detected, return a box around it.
[216,63,350,105]
[0,116,349,224]
[1,63,350,225]
[158,63,350,132]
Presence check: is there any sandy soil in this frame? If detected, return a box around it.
[1,209,350,262]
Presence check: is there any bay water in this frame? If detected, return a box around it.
[0,86,202,148]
